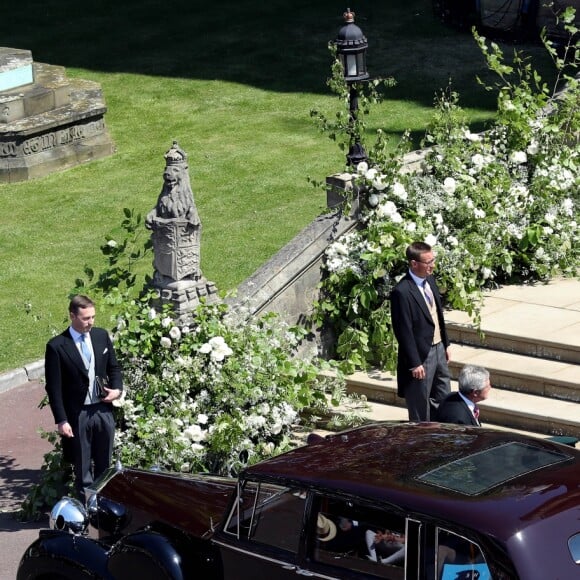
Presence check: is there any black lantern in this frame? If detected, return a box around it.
[335,8,369,167]
[335,8,369,82]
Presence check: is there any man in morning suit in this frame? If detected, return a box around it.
[390,241,451,421]
[45,294,123,498]
[437,364,491,426]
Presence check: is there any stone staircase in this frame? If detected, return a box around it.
[345,278,580,439]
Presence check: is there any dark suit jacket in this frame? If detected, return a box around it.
[436,392,479,426]
[45,327,123,428]
[390,273,449,397]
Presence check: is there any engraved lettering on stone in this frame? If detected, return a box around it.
[0,141,17,157]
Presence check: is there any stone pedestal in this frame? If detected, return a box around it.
[0,47,114,183]
[151,276,220,323]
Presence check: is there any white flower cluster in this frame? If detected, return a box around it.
[199,336,233,362]
[324,231,364,275]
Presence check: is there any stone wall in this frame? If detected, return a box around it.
[226,149,428,353]
[226,173,358,326]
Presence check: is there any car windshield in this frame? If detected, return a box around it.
[418,441,570,495]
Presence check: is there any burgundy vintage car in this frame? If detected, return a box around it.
[17,423,580,579]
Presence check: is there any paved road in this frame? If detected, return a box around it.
[0,380,53,580]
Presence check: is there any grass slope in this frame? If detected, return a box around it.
[0,0,553,371]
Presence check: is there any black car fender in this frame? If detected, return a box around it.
[17,529,113,580]
[107,528,220,580]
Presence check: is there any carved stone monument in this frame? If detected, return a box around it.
[146,141,219,320]
[0,47,114,183]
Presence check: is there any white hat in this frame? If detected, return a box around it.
[317,514,337,542]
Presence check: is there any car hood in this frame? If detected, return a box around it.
[97,467,236,539]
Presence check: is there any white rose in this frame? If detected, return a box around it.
[509,151,527,164]
[442,177,456,194]
[148,308,157,320]
[160,336,172,348]
[184,424,206,442]
[365,167,378,181]
[392,182,407,200]
[169,326,181,341]
[424,234,438,247]
[199,342,212,354]
[107,239,118,248]
[368,193,379,207]
[527,141,539,155]
[161,317,172,328]
[372,176,388,191]
[356,161,369,174]
[471,154,485,169]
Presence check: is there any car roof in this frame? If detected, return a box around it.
[245,422,580,540]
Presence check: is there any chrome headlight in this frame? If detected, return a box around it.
[49,497,89,534]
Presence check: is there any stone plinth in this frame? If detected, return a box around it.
[151,276,220,323]
[0,48,114,183]
[0,48,33,92]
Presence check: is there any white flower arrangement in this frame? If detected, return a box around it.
[111,297,364,476]
[315,21,579,371]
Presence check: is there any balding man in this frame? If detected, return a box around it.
[437,365,491,426]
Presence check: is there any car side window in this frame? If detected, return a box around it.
[223,481,307,554]
[312,497,406,579]
[436,528,491,580]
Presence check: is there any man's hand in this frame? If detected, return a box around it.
[411,364,426,379]
[57,421,74,438]
[102,387,121,403]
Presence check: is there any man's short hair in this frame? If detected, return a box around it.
[458,365,490,395]
[69,294,95,315]
[406,242,432,262]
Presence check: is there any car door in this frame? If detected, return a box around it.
[214,480,317,579]
[304,494,422,580]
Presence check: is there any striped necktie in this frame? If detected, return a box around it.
[423,280,434,306]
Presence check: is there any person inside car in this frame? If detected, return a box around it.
[317,514,367,557]
[365,527,406,565]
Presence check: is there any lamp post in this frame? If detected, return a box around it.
[335,8,369,168]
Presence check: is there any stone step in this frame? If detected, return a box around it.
[445,278,580,365]
[345,370,580,439]
[361,400,576,444]
[446,321,580,365]
[449,344,580,403]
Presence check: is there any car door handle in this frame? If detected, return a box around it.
[281,564,296,571]
[296,568,315,576]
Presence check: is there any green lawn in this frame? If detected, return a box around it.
[0,0,553,372]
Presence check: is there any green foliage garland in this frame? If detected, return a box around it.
[312,12,579,373]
